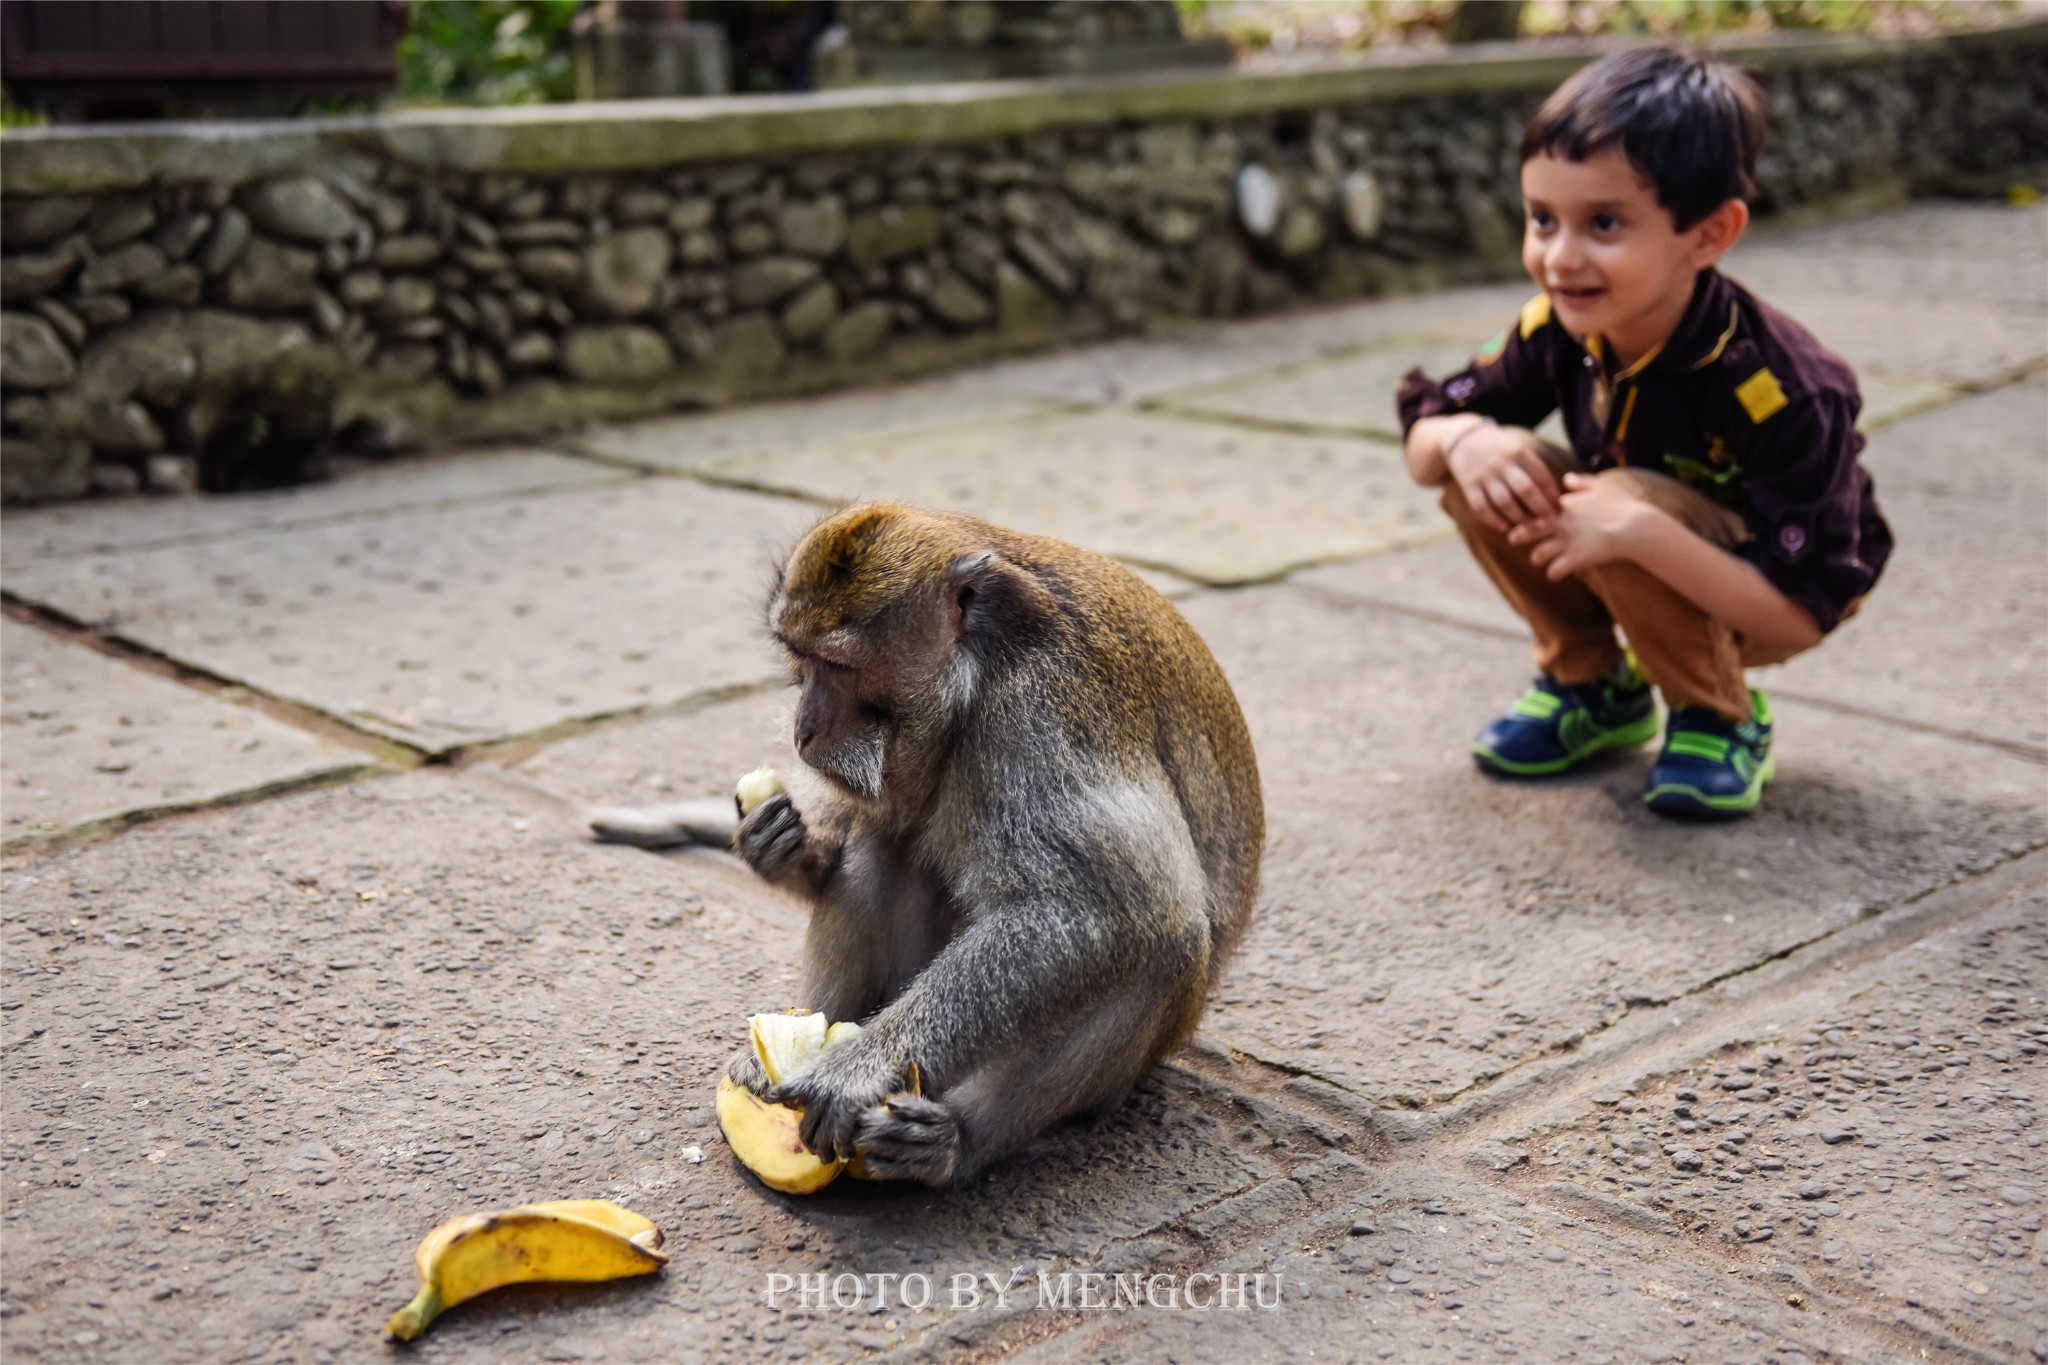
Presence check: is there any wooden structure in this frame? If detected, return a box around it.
[0,0,407,116]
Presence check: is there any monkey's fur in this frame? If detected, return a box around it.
[610,503,1263,1187]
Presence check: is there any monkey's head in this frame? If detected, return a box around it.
[766,503,1058,804]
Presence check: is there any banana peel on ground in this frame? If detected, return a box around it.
[383,1199,666,1342]
[716,1011,922,1193]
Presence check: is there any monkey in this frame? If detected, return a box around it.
[597,502,1263,1187]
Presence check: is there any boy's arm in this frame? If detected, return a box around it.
[1512,473,1823,649]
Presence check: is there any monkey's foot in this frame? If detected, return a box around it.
[852,1095,962,1188]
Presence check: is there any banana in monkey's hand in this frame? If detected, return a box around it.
[717,1013,916,1193]
[735,767,786,816]
[383,1199,666,1341]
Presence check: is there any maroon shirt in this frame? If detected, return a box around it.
[1397,268,1891,635]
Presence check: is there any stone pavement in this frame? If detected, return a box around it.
[2,201,2044,1365]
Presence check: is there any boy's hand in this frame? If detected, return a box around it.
[1509,471,1659,579]
[1444,424,1563,532]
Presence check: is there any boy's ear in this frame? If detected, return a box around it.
[1687,198,1750,270]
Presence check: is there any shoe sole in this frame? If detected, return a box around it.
[1473,711,1660,777]
[1643,752,1776,819]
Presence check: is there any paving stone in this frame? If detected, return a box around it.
[1175,584,2045,1105]
[2,481,815,752]
[1507,889,2048,1362]
[1013,1168,1894,1364]
[0,771,1281,1365]
[1767,383,2048,752]
[1153,337,1477,441]
[653,408,1439,584]
[1726,202,2048,309]
[0,620,370,847]
[1755,290,2045,392]
[1,447,625,568]
[572,380,1062,473]
[949,281,1533,404]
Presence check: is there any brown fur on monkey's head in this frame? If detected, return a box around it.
[769,503,1035,659]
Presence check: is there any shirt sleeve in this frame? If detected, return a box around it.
[1395,306,1559,436]
[1727,386,1886,635]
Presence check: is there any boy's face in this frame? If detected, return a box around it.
[1520,147,1739,368]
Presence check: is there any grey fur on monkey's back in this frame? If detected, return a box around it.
[970,522,1264,983]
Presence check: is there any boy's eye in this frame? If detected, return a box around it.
[1527,210,1555,229]
[1593,214,1621,232]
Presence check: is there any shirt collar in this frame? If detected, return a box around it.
[1585,269,1742,381]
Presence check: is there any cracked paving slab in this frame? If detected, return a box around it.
[1482,886,2048,1363]
[1,620,374,850]
[1007,1167,1902,1365]
[1296,381,2048,754]
[0,770,1302,1365]
[1,481,819,754]
[946,280,1534,406]
[1723,202,2048,311]
[572,380,1068,473]
[649,407,1439,585]
[0,447,626,570]
[1176,582,2045,1106]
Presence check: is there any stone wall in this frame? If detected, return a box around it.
[3,22,2044,501]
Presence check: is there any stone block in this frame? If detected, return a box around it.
[1,309,76,388]
[583,226,671,317]
[824,298,893,362]
[576,380,1055,473]
[240,176,363,243]
[562,325,674,382]
[2,480,816,749]
[775,195,847,256]
[1172,584,2043,1104]
[778,280,838,344]
[845,202,941,269]
[224,237,320,310]
[1,620,367,847]
[646,408,1438,584]
[728,256,819,309]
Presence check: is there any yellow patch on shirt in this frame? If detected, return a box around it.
[1518,294,1552,339]
[1735,368,1789,425]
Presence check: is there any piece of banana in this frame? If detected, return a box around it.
[735,767,786,816]
[721,1016,926,1191]
[718,1011,841,1194]
[383,1199,667,1341]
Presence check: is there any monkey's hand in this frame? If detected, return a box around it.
[734,794,808,885]
[765,1038,911,1163]
[725,1046,771,1093]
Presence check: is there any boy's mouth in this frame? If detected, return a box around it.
[1552,286,1606,308]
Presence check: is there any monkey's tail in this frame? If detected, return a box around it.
[586,799,738,849]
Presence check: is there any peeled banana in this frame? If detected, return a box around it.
[383,1198,666,1341]
[719,1013,926,1192]
[716,1011,854,1194]
[735,767,786,816]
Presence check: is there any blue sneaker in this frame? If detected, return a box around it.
[1472,667,1658,777]
[1644,690,1775,819]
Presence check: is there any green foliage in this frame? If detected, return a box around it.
[396,0,581,106]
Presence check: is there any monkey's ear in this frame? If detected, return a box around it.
[946,551,1055,642]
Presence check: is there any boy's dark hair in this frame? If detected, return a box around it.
[1520,46,1765,231]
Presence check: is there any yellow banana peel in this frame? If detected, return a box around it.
[383,1199,666,1341]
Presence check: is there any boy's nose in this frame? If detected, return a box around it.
[1543,231,1588,276]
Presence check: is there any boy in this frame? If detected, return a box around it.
[1397,46,1890,819]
